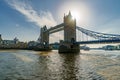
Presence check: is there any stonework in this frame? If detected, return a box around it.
[0,34,2,41]
[64,11,76,42]
[59,11,80,53]
[40,25,49,44]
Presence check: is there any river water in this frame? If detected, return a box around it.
[0,50,120,80]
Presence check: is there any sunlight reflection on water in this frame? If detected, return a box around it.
[0,50,120,80]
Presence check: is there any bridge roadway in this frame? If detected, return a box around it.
[76,39,120,44]
[50,39,120,45]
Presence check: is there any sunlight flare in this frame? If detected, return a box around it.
[71,10,81,21]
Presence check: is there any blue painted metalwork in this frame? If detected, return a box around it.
[76,26,120,44]
[76,26,120,40]
[76,39,120,44]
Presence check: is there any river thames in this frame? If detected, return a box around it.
[0,50,120,80]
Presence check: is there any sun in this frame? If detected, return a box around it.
[71,10,81,22]
[59,2,91,25]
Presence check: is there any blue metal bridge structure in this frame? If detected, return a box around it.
[39,11,120,53]
[76,26,120,44]
[49,25,120,44]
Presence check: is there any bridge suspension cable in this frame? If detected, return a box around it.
[76,26,120,40]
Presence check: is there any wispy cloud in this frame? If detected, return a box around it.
[5,0,57,28]
[5,0,62,42]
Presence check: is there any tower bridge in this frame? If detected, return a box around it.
[38,11,120,53]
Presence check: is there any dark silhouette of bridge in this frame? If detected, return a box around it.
[38,11,120,53]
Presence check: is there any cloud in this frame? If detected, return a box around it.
[5,0,57,28]
[5,0,63,42]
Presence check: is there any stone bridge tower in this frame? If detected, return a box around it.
[0,34,2,41]
[64,11,76,42]
[59,11,80,53]
[0,34,2,44]
[40,25,49,45]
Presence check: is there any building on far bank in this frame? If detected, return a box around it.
[0,34,25,49]
[2,37,19,45]
[116,45,120,50]
[102,45,120,50]
[14,37,19,44]
[102,45,115,50]
[0,34,2,44]
[0,34,2,41]
[27,41,38,48]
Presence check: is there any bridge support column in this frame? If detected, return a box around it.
[59,40,80,53]
[35,25,51,51]
[59,11,80,53]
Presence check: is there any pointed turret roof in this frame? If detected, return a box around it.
[0,34,2,41]
[68,10,72,16]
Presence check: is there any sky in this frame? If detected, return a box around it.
[0,0,120,43]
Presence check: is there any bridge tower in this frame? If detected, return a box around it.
[40,25,49,45]
[0,34,2,45]
[35,25,51,51]
[0,34,2,41]
[59,11,80,53]
[64,11,76,42]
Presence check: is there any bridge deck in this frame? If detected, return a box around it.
[76,39,120,44]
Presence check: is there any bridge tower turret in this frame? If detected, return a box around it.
[0,34,2,45]
[64,11,76,42]
[59,11,79,53]
[0,34,2,41]
[40,25,49,45]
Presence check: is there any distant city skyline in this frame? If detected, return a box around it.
[0,0,120,43]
